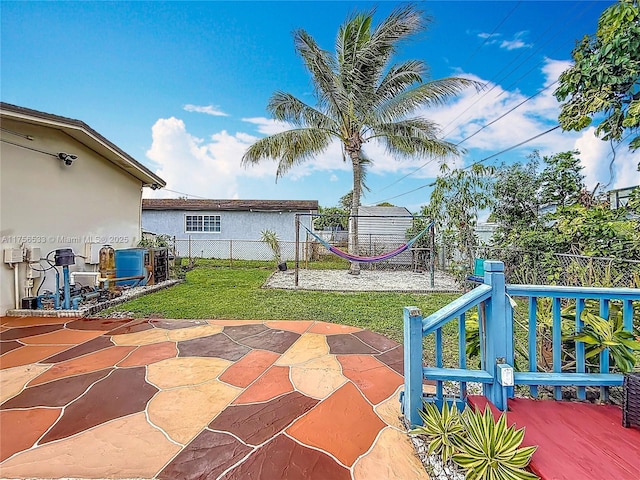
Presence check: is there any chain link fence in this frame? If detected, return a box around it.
[475,247,640,288]
[171,234,435,271]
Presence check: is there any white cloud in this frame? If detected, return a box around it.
[500,39,529,50]
[144,117,275,199]
[183,104,228,116]
[478,32,501,40]
[575,128,640,190]
[242,117,291,135]
[145,58,636,204]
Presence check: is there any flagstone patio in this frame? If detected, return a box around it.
[0,316,430,479]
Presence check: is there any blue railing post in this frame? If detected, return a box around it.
[403,306,424,426]
[483,261,512,410]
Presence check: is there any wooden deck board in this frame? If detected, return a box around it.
[468,396,640,480]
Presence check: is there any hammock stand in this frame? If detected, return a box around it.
[301,221,434,263]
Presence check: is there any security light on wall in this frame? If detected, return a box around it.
[58,152,77,166]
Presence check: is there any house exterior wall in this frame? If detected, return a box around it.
[1,119,145,314]
[142,209,315,260]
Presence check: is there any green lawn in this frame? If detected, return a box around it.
[104,262,459,346]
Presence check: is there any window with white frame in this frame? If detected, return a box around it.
[185,214,221,233]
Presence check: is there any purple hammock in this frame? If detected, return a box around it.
[302,222,433,263]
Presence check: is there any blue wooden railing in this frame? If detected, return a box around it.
[402,260,640,427]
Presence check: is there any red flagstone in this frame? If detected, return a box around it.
[220,434,351,480]
[233,365,293,404]
[0,408,61,461]
[18,329,103,345]
[158,430,253,480]
[118,342,178,367]
[0,317,68,328]
[338,354,404,405]
[1,368,112,409]
[210,391,318,445]
[219,349,279,388]
[0,345,71,369]
[286,382,386,466]
[0,324,63,341]
[0,340,23,355]
[308,321,362,334]
[40,335,114,363]
[40,367,158,444]
[265,320,314,333]
[29,346,136,385]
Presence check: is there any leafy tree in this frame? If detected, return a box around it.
[313,206,348,231]
[423,164,495,274]
[555,0,640,151]
[242,5,476,273]
[539,150,585,208]
[492,156,543,244]
[551,202,640,258]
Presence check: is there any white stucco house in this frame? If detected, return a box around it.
[141,199,318,260]
[0,102,166,315]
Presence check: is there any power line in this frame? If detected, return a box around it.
[440,0,596,138]
[375,81,557,194]
[161,188,208,199]
[370,125,560,204]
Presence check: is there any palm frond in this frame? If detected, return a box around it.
[267,91,337,131]
[293,29,346,118]
[376,77,481,122]
[373,118,461,159]
[241,128,333,180]
[373,60,426,106]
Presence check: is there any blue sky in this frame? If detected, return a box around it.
[2,1,637,212]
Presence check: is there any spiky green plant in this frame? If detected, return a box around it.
[260,230,282,266]
[453,407,538,480]
[409,401,465,465]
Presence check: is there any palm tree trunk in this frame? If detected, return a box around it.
[348,151,362,275]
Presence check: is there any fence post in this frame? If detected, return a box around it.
[483,260,512,410]
[403,306,424,426]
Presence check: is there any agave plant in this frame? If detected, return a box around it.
[453,407,538,480]
[409,401,465,465]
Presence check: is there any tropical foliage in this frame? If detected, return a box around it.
[567,306,640,373]
[411,402,539,480]
[555,0,640,152]
[453,407,538,480]
[242,5,476,273]
[410,401,464,465]
[260,229,282,266]
[422,163,495,277]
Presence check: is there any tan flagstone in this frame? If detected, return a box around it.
[374,387,405,429]
[0,364,50,403]
[276,333,329,366]
[290,355,347,399]
[166,324,223,341]
[353,426,429,479]
[147,380,240,444]
[147,357,232,389]
[0,412,181,479]
[109,328,169,346]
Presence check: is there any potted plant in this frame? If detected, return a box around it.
[261,229,287,271]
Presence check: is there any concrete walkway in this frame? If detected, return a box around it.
[0,316,429,479]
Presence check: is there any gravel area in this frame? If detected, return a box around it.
[264,269,461,292]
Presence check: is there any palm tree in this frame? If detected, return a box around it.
[242,5,476,274]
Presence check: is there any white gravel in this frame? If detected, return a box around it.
[263,269,461,292]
